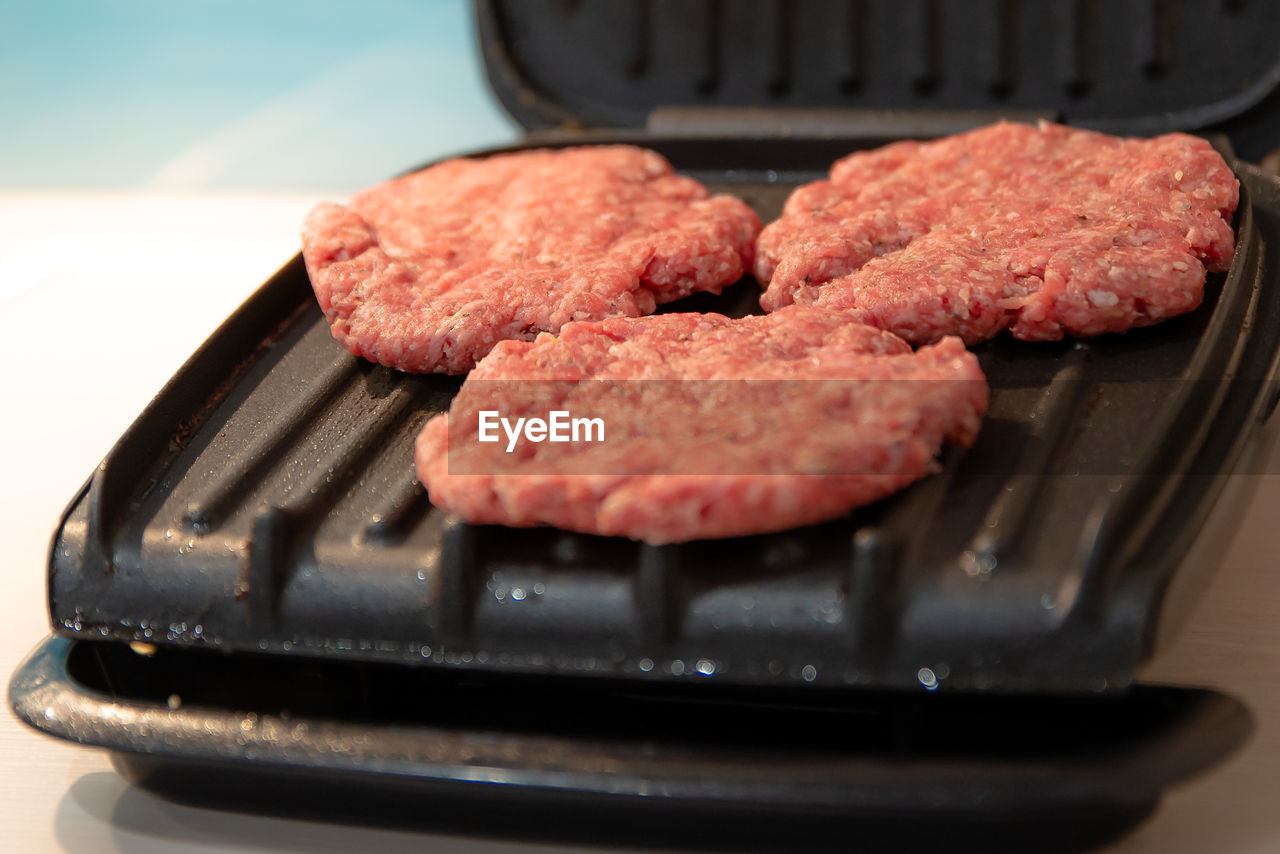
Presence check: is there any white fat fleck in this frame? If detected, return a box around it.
[1088,289,1120,308]
[1108,266,1126,281]
[1174,170,1184,181]
[1002,282,1027,298]
[1171,260,1190,272]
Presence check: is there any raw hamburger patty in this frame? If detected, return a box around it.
[301,146,760,374]
[756,121,1239,344]
[415,308,987,544]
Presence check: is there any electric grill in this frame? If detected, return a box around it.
[12,1,1280,850]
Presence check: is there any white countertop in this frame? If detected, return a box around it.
[2,193,1278,853]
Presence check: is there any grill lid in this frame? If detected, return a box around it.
[476,0,1280,155]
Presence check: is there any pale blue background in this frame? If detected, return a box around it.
[0,0,521,191]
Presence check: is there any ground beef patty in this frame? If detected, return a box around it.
[415,308,987,544]
[302,146,760,374]
[756,122,1238,344]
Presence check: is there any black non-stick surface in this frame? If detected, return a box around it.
[478,0,1280,162]
[48,136,1280,694]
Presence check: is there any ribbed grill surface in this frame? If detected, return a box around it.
[485,0,1278,133]
[48,140,1280,694]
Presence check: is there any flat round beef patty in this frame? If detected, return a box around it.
[415,308,987,544]
[756,122,1239,344]
[301,146,760,374]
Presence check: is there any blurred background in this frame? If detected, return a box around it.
[0,0,520,192]
[1,6,521,851]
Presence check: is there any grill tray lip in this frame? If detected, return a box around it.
[43,133,1280,697]
[7,635,1255,851]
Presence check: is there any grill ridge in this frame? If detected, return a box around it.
[967,350,1091,566]
[1134,0,1182,78]
[182,354,361,534]
[624,0,650,77]
[637,543,680,649]
[990,0,1021,97]
[763,0,793,96]
[364,473,431,544]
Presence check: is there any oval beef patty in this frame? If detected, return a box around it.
[415,307,988,544]
[302,146,761,374]
[756,122,1238,344]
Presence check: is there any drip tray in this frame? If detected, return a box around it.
[10,636,1254,853]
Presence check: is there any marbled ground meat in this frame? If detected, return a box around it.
[302,146,760,374]
[756,121,1238,344]
[415,308,987,544]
